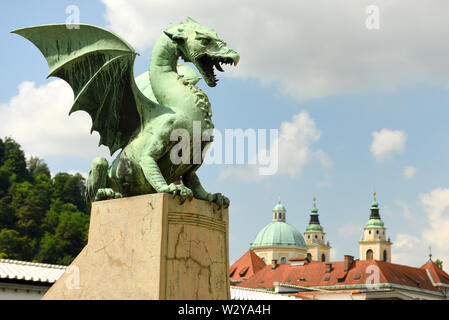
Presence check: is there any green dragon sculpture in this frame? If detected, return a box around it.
[12,17,239,208]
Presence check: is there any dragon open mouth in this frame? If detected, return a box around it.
[196,54,236,87]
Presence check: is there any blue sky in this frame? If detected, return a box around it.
[1,0,449,268]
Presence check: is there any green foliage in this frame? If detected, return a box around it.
[0,137,90,265]
[435,259,443,269]
[1,137,28,182]
[27,156,51,179]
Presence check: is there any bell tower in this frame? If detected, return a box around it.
[359,191,392,262]
[304,196,331,262]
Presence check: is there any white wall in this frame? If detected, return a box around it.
[0,283,48,300]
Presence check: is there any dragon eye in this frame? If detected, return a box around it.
[200,38,211,46]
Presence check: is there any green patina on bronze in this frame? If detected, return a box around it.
[12,17,239,208]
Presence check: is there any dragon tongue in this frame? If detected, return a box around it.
[214,61,224,72]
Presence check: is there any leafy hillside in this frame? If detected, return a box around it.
[0,137,89,265]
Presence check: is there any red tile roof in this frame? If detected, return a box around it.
[229,249,266,282]
[291,289,363,300]
[420,261,449,287]
[234,259,449,293]
[289,257,308,261]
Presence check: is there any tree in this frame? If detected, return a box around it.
[0,138,5,166]
[9,173,52,239]
[0,137,90,265]
[0,195,15,229]
[27,156,51,179]
[435,259,443,269]
[35,232,63,264]
[53,172,88,214]
[0,137,28,182]
[37,200,89,264]
[0,229,33,260]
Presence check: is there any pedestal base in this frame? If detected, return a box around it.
[42,193,230,300]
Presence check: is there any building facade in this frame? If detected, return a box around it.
[230,193,449,300]
[359,192,392,262]
[304,197,331,262]
[250,200,308,264]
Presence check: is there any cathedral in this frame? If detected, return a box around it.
[249,192,392,266]
[230,192,449,300]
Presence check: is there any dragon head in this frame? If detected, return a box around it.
[164,17,240,87]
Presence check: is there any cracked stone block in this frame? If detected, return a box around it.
[42,193,230,300]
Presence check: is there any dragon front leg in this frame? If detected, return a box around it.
[86,157,122,206]
[140,156,193,204]
[183,172,230,209]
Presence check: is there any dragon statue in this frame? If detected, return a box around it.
[13,17,239,208]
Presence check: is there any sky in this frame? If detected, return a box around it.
[1,0,449,269]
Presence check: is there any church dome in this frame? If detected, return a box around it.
[272,203,286,212]
[251,221,307,249]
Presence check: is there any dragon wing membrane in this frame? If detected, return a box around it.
[12,24,149,155]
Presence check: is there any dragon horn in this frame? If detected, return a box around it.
[186,17,200,25]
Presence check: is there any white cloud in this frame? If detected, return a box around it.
[277,111,328,177]
[392,233,427,267]
[217,166,262,182]
[403,166,417,178]
[0,80,111,160]
[392,188,449,269]
[370,129,407,162]
[68,170,89,180]
[102,0,449,100]
[217,111,331,181]
[419,189,449,256]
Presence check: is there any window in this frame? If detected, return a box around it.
[280,257,287,264]
[383,250,387,262]
[307,253,312,261]
[376,230,379,234]
[324,276,330,281]
[315,235,318,239]
[321,253,326,262]
[354,275,361,280]
[369,230,371,235]
[366,249,374,260]
[308,235,310,239]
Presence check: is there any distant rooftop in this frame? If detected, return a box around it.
[0,259,67,284]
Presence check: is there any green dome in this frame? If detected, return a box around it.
[365,218,384,228]
[273,203,286,212]
[251,222,307,248]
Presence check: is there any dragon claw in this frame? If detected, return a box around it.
[207,192,230,209]
[162,183,193,205]
[95,188,123,201]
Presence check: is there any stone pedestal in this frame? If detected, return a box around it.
[42,193,230,300]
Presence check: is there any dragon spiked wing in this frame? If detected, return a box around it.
[12,24,148,155]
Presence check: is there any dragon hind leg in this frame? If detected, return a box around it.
[86,157,122,206]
